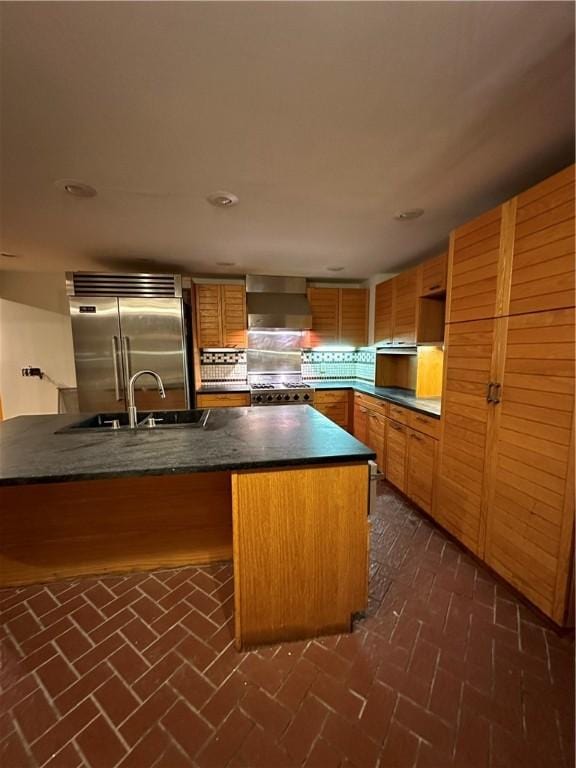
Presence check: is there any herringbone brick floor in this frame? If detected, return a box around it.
[1,481,574,768]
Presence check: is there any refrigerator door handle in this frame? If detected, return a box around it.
[111,336,122,401]
[122,336,131,385]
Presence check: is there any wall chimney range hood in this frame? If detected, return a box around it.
[246,275,312,330]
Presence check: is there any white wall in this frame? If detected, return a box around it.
[0,272,76,418]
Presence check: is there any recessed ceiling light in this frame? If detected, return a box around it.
[55,179,97,198]
[394,208,424,221]
[216,261,236,267]
[326,266,344,272]
[207,191,239,208]
[1,252,18,258]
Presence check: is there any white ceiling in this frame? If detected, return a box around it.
[1,1,574,279]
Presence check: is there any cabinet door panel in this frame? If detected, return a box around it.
[407,430,436,513]
[435,319,496,555]
[374,280,394,344]
[308,288,340,346]
[484,308,575,622]
[221,285,247,348]
[392,268,419,344]
[367,411,386,472]
[386,420,408,492]
[353,402,368,444]
[510,167,575,316]
[421,252,447,296]
[448,207,502,323]
[196,285,222,348]
[340,289,368,347]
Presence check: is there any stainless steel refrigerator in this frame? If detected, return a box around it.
[67,273,191,413]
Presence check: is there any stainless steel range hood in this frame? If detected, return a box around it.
[246,275,312,330]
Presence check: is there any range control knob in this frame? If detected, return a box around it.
[255,395,263,402]
[293,394,300,401]
[303,394,310,401]
[276,394,283,401]
[284,395,291,401]
[266,395,273,402]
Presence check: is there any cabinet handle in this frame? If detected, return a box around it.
[411,433,423,441]
[390,422,404,432]
[492,383,502,404]
[428,284,441,291]
[486,382,495,403]
[415,415,427,423]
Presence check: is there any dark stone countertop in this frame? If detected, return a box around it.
[0,407,375,487]
[197,383,251,393]
[308,380,442,418]
[197,380,441,418]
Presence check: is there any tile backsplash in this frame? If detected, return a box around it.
[301,348,376,382]
[200,350,247,382]
[199,347,376,383]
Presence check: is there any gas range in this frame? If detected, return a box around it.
[250,380,315,406]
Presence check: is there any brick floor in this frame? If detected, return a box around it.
[1,481,574,768]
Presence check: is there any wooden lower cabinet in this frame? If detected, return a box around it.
[386,420,408,493]
[482,308,575,623]
[436,308,575,625]
[367,411,386,472]
[407,429,436,513]
[314,390,350,430]
[353,398,369,444]
[197,393,250,408]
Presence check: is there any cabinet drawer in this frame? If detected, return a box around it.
[388,403,410,425]
[409,411,440,439]
[355,393,388,417]
[315,390,350,406]
[196,393,250,408]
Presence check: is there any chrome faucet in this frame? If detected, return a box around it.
[128,370,166,428]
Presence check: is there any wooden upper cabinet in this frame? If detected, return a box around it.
[307,287,340,346]
[374,279,394,345]
[221,285,247,348]
[340,289,369,347]
[483,308,575,623]
[509,165,575,316]
[392,267,419,345]
[447,205,503,324]
[421,252,447,296]
[195,284,222,348]
[195,283,247,348]
[308,287,368,347]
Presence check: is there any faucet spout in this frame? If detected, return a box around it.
[127,370,166,429]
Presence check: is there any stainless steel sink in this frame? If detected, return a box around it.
[56,409,210,433]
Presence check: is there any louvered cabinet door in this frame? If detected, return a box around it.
[509,165,575,316]
[448,206,503,323]
[353,402,368,444]
[195,285,222,348]
[484,308,575,623]
[392,268,419,345]
[386,420,408,492]
[435,319,496,555]
[221,285,247,348]
[407,430,436,514]
[340,289,368,347]
[374,279,394,345]
[308,288,340,346]
[421,251,447,296]
[367,411,386,472]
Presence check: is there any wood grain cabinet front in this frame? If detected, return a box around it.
[391,267,419,345]
[386,420,408,493]
[195,283,247,349]
[314,390,350,430]
[407,429,436,514]
[353,400,369,444]
[367,410,386,472]
[374,279,394,345]
[196,393,250,408]
[307,287,368,348]
[421,252,447,296]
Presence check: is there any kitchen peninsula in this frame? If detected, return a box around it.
[0,407,374,649]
